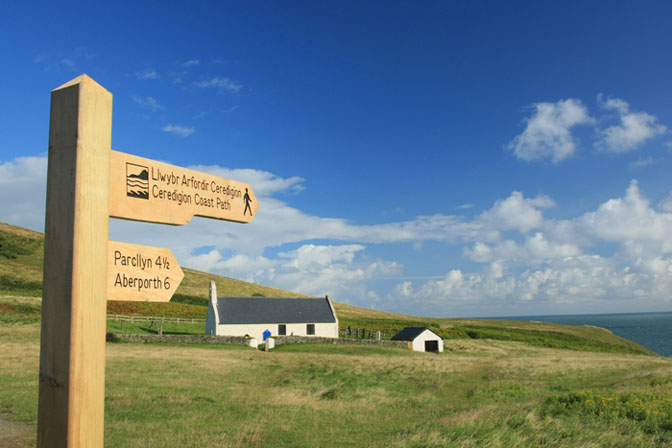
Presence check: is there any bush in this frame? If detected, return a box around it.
[0,232,42,259]
[0,275,42,295]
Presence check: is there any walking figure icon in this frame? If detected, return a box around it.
[243,188,253,216]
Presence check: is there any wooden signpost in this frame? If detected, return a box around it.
[37,74,257,447]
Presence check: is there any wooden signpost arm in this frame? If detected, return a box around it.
[38,74,112,448]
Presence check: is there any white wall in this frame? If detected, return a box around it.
[411,329,444,353]
[215,322,338,342]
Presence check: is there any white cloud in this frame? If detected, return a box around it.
[479,191,555,234]
[186,244,401,301]
[391,181,672,316]
[507,99,594,163]
[465,233,581,267]
[0,155,48,231]
[659,194,672,213]
[132,96,165,111]
[630,157,656,169]
[597,96,666,152]
[136,69,158,80]
[161,124,195,137]
[576,180,672,257]
[184,59,200,67]
[387,252,672,316]
[195,76,242,93]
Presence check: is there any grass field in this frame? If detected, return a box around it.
[1,303,671,447]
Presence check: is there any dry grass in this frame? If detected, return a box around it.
[2,325,672,447]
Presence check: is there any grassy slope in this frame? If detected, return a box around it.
[0,221,656,356]
[2,317,672,447]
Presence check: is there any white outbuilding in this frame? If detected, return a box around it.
[205,281,339,342]
[391,327,444,353]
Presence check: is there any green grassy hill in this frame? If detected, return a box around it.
[0,221,656,356]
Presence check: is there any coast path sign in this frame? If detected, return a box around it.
[107,241,184,302]
[110,150,258,225]
[38,74,257,448]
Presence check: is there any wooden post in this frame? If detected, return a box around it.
[37,75,112,448]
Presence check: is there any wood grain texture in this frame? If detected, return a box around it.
[38,74,112,448]
[109,150,259,225]
[107,241,184,302]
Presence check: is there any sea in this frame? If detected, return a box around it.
[497,312,672,357]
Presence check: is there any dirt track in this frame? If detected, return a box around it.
[0,416,34,448]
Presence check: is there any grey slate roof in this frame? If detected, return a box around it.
[216,297,336,324]
[391,327,438,341]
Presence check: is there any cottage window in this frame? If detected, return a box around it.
[278,324,286,336]
[307,324,315,335]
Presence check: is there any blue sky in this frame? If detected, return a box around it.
[2,1,672,317]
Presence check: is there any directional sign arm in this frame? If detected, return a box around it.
[107,241,184,302]
[109,150,259,225]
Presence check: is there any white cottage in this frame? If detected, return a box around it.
[391,327,444,353]
[205,281,339,342]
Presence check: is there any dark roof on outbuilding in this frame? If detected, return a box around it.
[391,327,439,341]
[216,297,337,324]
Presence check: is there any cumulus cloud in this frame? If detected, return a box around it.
[464,233,581,267]
[597,96,666,152]
[479,192,555,234]
[161,124,195,137]
[391,181,672,316]
[507,99,594,163]
[577,180,672,258]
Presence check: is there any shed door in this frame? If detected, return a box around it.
[424,340,439,352]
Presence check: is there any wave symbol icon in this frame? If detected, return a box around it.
[126,163,149,200]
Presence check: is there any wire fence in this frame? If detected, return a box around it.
[339,327,395,341]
